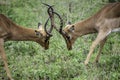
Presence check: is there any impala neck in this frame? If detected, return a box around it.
[73,17,97,37]
[9,25,37,41]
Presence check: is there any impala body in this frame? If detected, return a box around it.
[57,2,120,65]
[0,14,51,80]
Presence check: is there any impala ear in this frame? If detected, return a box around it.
[69,25,75,32]
[67,21,71,25]
[38,22,43,30]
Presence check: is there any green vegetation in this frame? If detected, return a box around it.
[0,0,120,80]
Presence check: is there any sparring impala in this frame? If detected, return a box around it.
[0,5,54,80]
[54,2,120,65]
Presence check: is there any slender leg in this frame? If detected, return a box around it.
[0,39,13,80]
[84,30,110,65]
[95,38,107,63]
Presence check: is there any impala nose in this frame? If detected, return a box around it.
[68,47,72,50]
[44,40,49,50]
[44,46,49,50]
[66,41,72,50]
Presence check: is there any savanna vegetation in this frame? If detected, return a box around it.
[0,0,120,80]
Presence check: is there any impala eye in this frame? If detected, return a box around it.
[65,34,70,40]
[35,30,42,37]
[47,40,49,44]
[67,36,70,39]
[69,25,75,32]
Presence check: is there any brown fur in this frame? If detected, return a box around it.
[63,2,120,65]
[0,14,49,80]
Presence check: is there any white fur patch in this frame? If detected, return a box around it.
[112,28,120,32]
[106,28,120,36]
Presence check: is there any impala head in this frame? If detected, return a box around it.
[35,21,52,50]
[35,4,54,50]
[61,22,76,50]
[63,22,77,50]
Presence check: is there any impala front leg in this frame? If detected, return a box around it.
[95,38,107,63]
[0,39,13,80]
[84,30,110,65]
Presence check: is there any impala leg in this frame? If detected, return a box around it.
[95,38,107,63]
[84,30,110,65]
[0,39,13,80]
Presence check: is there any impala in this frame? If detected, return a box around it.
[0,5,54,80]
[54,2,120,65]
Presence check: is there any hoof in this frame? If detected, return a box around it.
[84,61,88,65]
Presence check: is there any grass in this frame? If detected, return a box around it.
[0,0,120,80]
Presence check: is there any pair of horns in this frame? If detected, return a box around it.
[36,3,54,37]
[42,3,64,35]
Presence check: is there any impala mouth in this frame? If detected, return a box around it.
[44,35,51,50]
[44,47,49,50]
[44,43,49,50]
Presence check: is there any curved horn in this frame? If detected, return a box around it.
[43,3,54,36]
[47,5,54,33]
[44,18,51,35]
[52,11,72,50]
[52,11,64,34]
[42,3,53,7]
[42,3,54,18]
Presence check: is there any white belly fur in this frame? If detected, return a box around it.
[112,28,120,32]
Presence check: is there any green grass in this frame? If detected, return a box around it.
[0,0,120,80]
